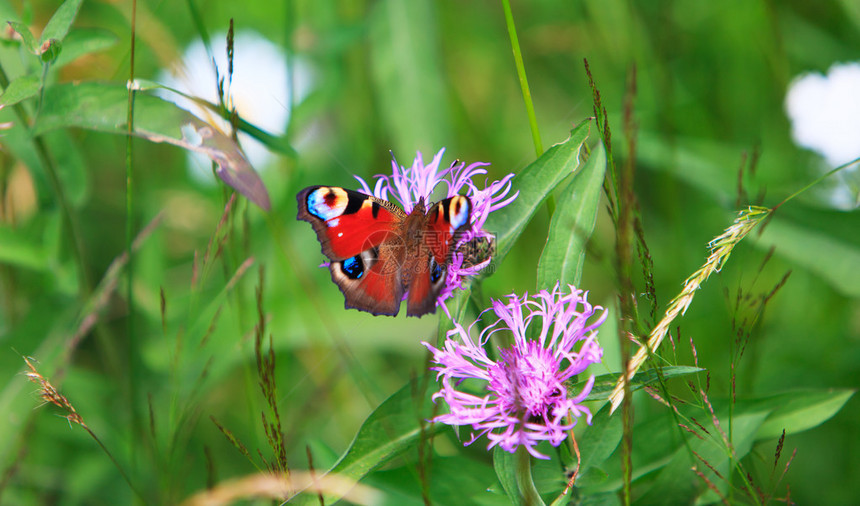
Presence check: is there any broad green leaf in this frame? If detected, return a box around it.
[749,389,855,440]
[582,366,705,402]
[40,0,83,44]
[581,402,769,496]
[33,82,270,210]
[577,403,623,482]
[0,1,18,24]
[581,388,852,499]
[578,492,621,506]
[54,28,118,68]
[485,121,590,266]
[537,141,606,289]
[7,21,37,54]
[369,456,507,506]
[368,0,449,155]
[0,74,40,106]
[137,80,297,158]
[436,287,470,344]
[294,376,443,505]
[493,447,519,504]
[756,218,860,297]
[637,410,769,504]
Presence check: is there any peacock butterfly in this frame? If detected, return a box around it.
[297,186,472,317]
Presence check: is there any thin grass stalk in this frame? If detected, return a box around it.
[265,213,383,407]
[24,358,145,502]
[500,0,553,219]
[501,0,543,158]
[180,471,381,505]
[0,65,91,298]
[125,0,142,477]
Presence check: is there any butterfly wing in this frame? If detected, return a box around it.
[405,196,471,316]
[297,186,407,316]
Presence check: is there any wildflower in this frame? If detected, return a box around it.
[355,148,518,305]
[785,62,860,208]
[423,284,606,459]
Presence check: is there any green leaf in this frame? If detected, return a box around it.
[32,82,270,210]
[7,21,37,54]
[580,389,853,500]
[577,492,621,506]
[294,376,443,505]
[40,0,83,44]
[582,366,705,402]
[577,403,623,482]
[485,121,589,266]
[756,217,860,297]
[0,225,49,269]
[637,409,770,504]
[369,456,507,505]
[749,389,855,440]
[54,28,118,68]
[0,74,40,107]
[493,447,519,504]
[139,80,297,158]
[537,141,606,289]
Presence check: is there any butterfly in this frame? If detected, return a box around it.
[297,186,472,317]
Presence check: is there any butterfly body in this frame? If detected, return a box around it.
[297,186,471,317]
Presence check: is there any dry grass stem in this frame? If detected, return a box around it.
[180,471,381,506]
[23,357,84,427]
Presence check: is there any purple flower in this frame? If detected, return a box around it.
[423,284,606,459]
[355,148,518,306]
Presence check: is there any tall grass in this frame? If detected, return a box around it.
[0,0,857,504]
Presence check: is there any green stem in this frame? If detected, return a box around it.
[516,446,544,506]
[126,0,142,479]
[501,0,543,157]
[0,64,91,298]
[774,157,859,210]
[501,0,554,216]
[83,425,146,502]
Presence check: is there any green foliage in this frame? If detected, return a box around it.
[0,0,857,504]
[485,121,589,264]
[537,141,606,288]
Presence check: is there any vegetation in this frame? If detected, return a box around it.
[1,0,857,504]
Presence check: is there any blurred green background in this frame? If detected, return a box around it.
[1,0,858,503]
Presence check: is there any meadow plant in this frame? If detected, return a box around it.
[1,1,856,504]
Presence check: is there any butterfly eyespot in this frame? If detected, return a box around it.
[429,257,444,284]
[306,187,349,221]
[341,255,365,279]
[448,197,470,229]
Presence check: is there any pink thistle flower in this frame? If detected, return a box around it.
[355,148,518,306]
[423,283,606,459]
